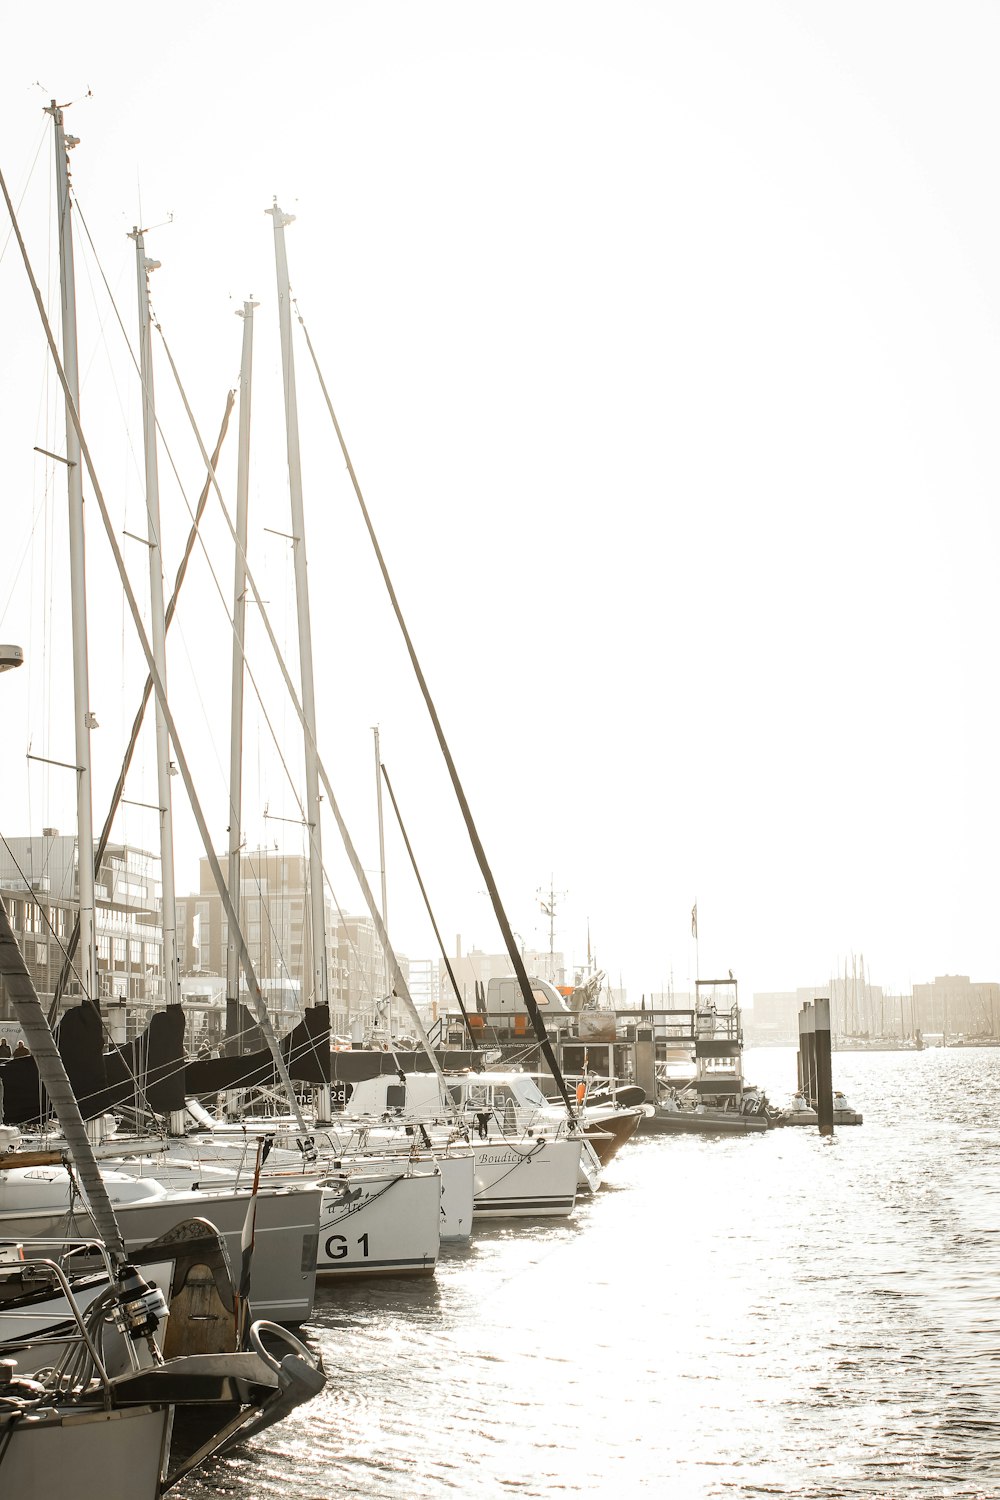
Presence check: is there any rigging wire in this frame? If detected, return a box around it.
[151,324,453,1096]
[34,181,453,1106]
[293,299,578,1118]
[67,198,400,1055]
[0,122,48,270]
[0,165,313,1144]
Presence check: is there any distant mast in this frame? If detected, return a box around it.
[47,101,98,1009]
[226,300,258,1029]
[373,725,389,1032]
[130,226,180,1012]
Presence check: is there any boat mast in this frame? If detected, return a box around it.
[130,227,180,1015]
[1,155,314,1144]
[267,203,330,1119]
[47,101,98,1011]
[373,725,389,1032]
[227,301,258,1027]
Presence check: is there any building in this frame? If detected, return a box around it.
[911,976,1000,1040]
[177,850,400,1037]
[0,832,163,1025]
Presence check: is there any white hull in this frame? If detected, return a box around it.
[0,1402,171,1500]
[0,1175,321,1324]
[181,1130,476,1243]
[470,1137,581,1217]
[316,1166,440,1278]
[408,1150,474,1241]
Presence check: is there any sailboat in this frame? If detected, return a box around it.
[0,103,328,1495]
[0,107,330,1325]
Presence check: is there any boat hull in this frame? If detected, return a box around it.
[316,1168,440,1279]
[0,1402,171,1500]
[582,1107,643,1164]
[0,1183,321,1324]
[640,1108,771,1135]
[471,1137,581,1217]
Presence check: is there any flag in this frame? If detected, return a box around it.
[691,903,698,939]
[235,1136,271,1345]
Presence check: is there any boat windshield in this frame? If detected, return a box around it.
[510,1076,549,1108]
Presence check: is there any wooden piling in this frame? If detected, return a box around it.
[814,996,834,1137]
[798,1002,816,1104]
[635,1028,656,1103]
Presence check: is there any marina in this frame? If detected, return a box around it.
[2,7,1000,1498]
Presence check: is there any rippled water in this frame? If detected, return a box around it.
[178,1048,1000,1499]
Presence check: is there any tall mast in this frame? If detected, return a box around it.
[130,227,179,1011]
[373,725,388,1031]
[1,152,314,1139]
[373,726,388,927]
[47,101,98,1010]
[266,203,328,1016]
[227,300,258,1016]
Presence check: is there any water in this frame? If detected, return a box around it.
[178,1048,1000,1499]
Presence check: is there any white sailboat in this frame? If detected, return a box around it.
[0,105,328,1496]
[345,1072,587,1216]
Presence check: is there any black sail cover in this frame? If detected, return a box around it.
[0,1003,332,1124]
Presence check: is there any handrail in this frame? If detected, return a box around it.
[1,1248,115,1400]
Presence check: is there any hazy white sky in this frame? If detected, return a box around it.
[1,2,999,1001]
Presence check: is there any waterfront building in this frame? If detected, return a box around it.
[0,832,163,1028]
[177,850,410,1038]
[910,975,1000,1040]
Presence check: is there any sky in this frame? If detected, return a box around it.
[1,2,999,1004]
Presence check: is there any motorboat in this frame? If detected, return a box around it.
[642,1085,773,1134]
[533,1073,645,1164]
[642,976,774,1134]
